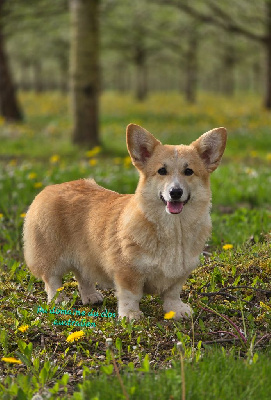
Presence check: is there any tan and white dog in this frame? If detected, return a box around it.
[23,124,227,320]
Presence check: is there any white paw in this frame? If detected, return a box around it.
[118,310,143,321]
[164,300,193,320]
[81,291,104,305]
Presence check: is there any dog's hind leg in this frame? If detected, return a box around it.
[74,270,103,305]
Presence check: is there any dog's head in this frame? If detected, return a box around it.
[126,124,227,215]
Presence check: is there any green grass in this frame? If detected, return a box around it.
[74,350,271,400]
[0,91,270,399]
[1,343,271,399]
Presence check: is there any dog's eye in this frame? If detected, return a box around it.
[184,168,194,176]
[158,167,167,175]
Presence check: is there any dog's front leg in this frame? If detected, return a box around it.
[114,269,144,321]
[162,279,192,320]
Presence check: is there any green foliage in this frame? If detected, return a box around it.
[0,371,70,399]
[74,350,271,400]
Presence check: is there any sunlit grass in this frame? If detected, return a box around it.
[0,91,270,159]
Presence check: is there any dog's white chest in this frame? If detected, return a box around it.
[131,210,210,282]
[133,219,194,278]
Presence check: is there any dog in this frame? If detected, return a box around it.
[23,124,227,320]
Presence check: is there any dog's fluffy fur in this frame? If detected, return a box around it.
[23,124,227,320]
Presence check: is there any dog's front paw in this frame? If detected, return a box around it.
[81,290,104,305]
[118,310,143,321]
[174,302,193,319]
[164,300,193,320]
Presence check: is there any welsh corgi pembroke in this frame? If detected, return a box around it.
[23,124,227,320]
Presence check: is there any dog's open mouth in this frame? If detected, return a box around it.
[160,193,190,214]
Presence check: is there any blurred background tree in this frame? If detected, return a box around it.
[0,0,22,121]
[70,0,100,146]
[0,0,269,144]
[171,0,270,107]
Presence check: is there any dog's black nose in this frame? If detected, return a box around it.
[169,187,183,200]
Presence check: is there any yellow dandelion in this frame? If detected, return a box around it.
[266,153,271,162]
[164,311,176,320]
[123,156,131,168]
[50,154,60,164]
[57,287,64,292]
[0,213,4,219]
[66,331,85,343]
[34,182,43,189]
[18,325,29,332]
[28,172,37,180]
[260,301,271,311]
[64,281,78,287]
[20,213,26,218]
[89,158,97,167]
[86,146,102,158]
[222,244,233,250]
[1,357,22,364]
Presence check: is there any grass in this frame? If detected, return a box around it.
[2,348,271,399]
[0,91,270,399]
[74,349,271,400]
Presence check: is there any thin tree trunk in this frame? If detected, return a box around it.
[33,62,44,93]
[18,61,31,91]
[70,0,100,146]
[0,0,22,121]
[58,57,68,93]
[115,62,130,92]
[252,62,261,93]
[184,31,198,104]
[222,44,235,97]
[135,47,147,101]
[264,0,271,109]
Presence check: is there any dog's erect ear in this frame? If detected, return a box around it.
[126,124,161,169]
[192,127,227,173]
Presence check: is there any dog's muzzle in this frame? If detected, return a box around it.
[160,192,190,214]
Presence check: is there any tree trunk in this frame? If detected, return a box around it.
[221,44,235,97]
[70,0,100,146]
[33,62,44,93]
[134,47,148,101]
[58,57,68,93]
[252,62,261,93]
[115,62,130,92]
[0,0,22,121]
[184,30,198,104]
[18,61,31,91]
[264,0,271,109]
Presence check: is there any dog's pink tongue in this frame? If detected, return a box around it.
[167,201,184,214]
